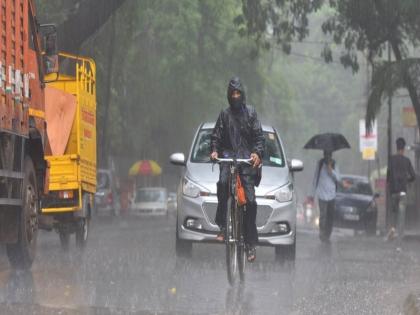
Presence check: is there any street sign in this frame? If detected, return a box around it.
[362,147,375,160]
[403,107,417,127]
[359,119,377,154]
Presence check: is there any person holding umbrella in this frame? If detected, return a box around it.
[305,133,349,242]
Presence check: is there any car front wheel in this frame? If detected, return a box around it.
[275,232,296,263]
[175,219,192,257]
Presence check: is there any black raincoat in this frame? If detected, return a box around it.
[211,77,264,160]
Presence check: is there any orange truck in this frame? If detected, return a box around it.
[0,0,59,268]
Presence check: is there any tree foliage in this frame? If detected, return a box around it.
[36,0,127,52]
[238,0,420,129]
[76,0,295,170]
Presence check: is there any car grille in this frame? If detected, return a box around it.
[202,202,273,228]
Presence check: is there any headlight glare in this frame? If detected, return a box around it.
[270,184,293,203]
[182,178,206,198]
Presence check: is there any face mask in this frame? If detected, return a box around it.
[230,98,243,111]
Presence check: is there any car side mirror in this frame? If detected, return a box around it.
[289,159,303,172]
[374,192,380,199]
[170,153,186,166]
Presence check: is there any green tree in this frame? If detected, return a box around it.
[37,0,300,179]
[237,0,420,129]
[81,0,296,167]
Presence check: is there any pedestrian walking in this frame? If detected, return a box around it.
[385,137,416,242]
[309,150,341,242]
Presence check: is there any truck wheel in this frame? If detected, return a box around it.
[76,217,89,249]
[59,231,70,251]
[6,157,38,269]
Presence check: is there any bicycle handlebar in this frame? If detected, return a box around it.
[213,158,253,165]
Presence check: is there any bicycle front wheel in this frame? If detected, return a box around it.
[226,197,238,285]
[237,205,246,282]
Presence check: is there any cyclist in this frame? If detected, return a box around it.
[210,76,264,262]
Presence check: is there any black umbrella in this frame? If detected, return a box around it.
[304,133,350,152]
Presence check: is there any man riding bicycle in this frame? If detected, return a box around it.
[210,77,264,262]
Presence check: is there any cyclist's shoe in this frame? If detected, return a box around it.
[247,246,256,262]
[216,227,225,242]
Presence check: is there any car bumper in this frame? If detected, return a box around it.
[130,208,168,216]
[177,194,296,246]
[334,209,377,229]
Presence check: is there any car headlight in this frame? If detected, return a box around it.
[266,183,293,203]
[182,178,209,198]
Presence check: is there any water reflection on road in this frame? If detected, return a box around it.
[0,216,415,314]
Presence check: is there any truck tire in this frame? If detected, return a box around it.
[76,194,91,249]
[59,231,70,251]
[6,157,38,269]
[76,217,89,250]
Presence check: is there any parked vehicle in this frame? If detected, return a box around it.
[94,169,121,216]
[0,0,58,268]
[334,175,379,235]
[170,122,303,261]
[131,187,168,216]
[41,53,97,250]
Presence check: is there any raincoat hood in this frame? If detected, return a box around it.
[227,76,246,111]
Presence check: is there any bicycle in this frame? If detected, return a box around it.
[215,158,252,285]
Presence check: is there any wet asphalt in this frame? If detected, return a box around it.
[0,213,418,315]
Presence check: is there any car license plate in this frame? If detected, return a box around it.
[344,214,359,221]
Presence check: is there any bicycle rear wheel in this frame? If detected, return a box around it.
[237,205,246,282]
[226,197,238,285]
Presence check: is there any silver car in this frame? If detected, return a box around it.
[131,187,168,216]
[170,122,303,261]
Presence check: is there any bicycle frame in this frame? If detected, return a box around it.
[215,158,251,285]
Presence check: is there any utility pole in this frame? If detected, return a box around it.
[366,55,371,183]
[100,13,116,167]
[386,42,392,230]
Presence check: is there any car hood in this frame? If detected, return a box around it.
[185,162,290,196]
[336,193,373,208]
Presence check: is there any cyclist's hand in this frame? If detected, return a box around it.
[250,153,261,168]
[210,151,218,160]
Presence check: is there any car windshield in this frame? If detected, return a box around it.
[338,178,373,196]
[136,189,166,203]
[97,172,110,189]
[190,129,285,167]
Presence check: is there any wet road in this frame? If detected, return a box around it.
[0,214,419,314]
